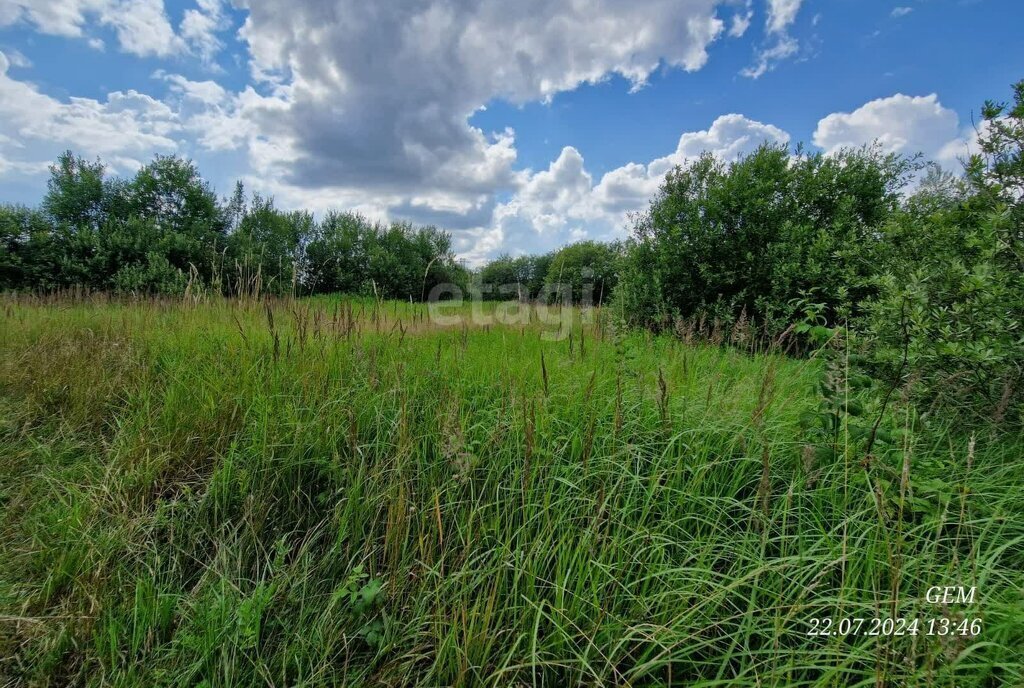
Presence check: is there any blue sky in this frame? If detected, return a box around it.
[1,0,1022,262]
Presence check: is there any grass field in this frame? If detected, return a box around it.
[0,295,1021,686]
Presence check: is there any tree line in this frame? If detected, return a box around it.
[0,154,469,299]
[474,240,622,304]
[0,151,626,304]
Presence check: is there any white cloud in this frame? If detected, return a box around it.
[181,0,229,65]
[729,13,752,37]
[0,0,183,57]
[226,0,734,224]
[107,0,182,57]
[157,71,228,106]
[891,6,913,18]
[813,93,972,168]
[741,35,798,78]
[728,0,753,37]
[0,50,180,176]
[670,113,790,160]
[0,151,50,178]
[1,46,30,67]
[743,0,804,78]
[766,0,803,34]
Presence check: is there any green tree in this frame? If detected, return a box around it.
[304,212,373,295]
[304,214,465,300]
[865,80,1024,426]
[0,205,56,290]
[42,151,107,231]
[477,254,528,300]
[228,194,311,295]
[124,155,226,282]
[543,240,621,304]
[619,143,913,330]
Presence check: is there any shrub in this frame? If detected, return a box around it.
[862,82,1024,427]
[617,143,914,332]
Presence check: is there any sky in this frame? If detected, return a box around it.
[1,0,1022,264]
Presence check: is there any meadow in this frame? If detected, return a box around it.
[0,294,1021,686]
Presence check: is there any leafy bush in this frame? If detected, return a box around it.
[862,82,1024,426]
[110,251,190,295]
[0,205,54,290]
[617,143,914,331]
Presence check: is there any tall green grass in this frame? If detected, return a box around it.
[0,295,1021,686]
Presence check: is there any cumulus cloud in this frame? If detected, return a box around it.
[228,0,734,221]
[157,70,228,106]
[813,93,972,168]
[0,50,180,175]
[669,113,790,160]
[0,0,183,57]
[891,6,913,18]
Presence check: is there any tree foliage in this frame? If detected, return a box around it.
[617,143,914,330]
[1,151,465,299]
[475,242,620,304]
[864,81,1024,425]
[305,213,467,300]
